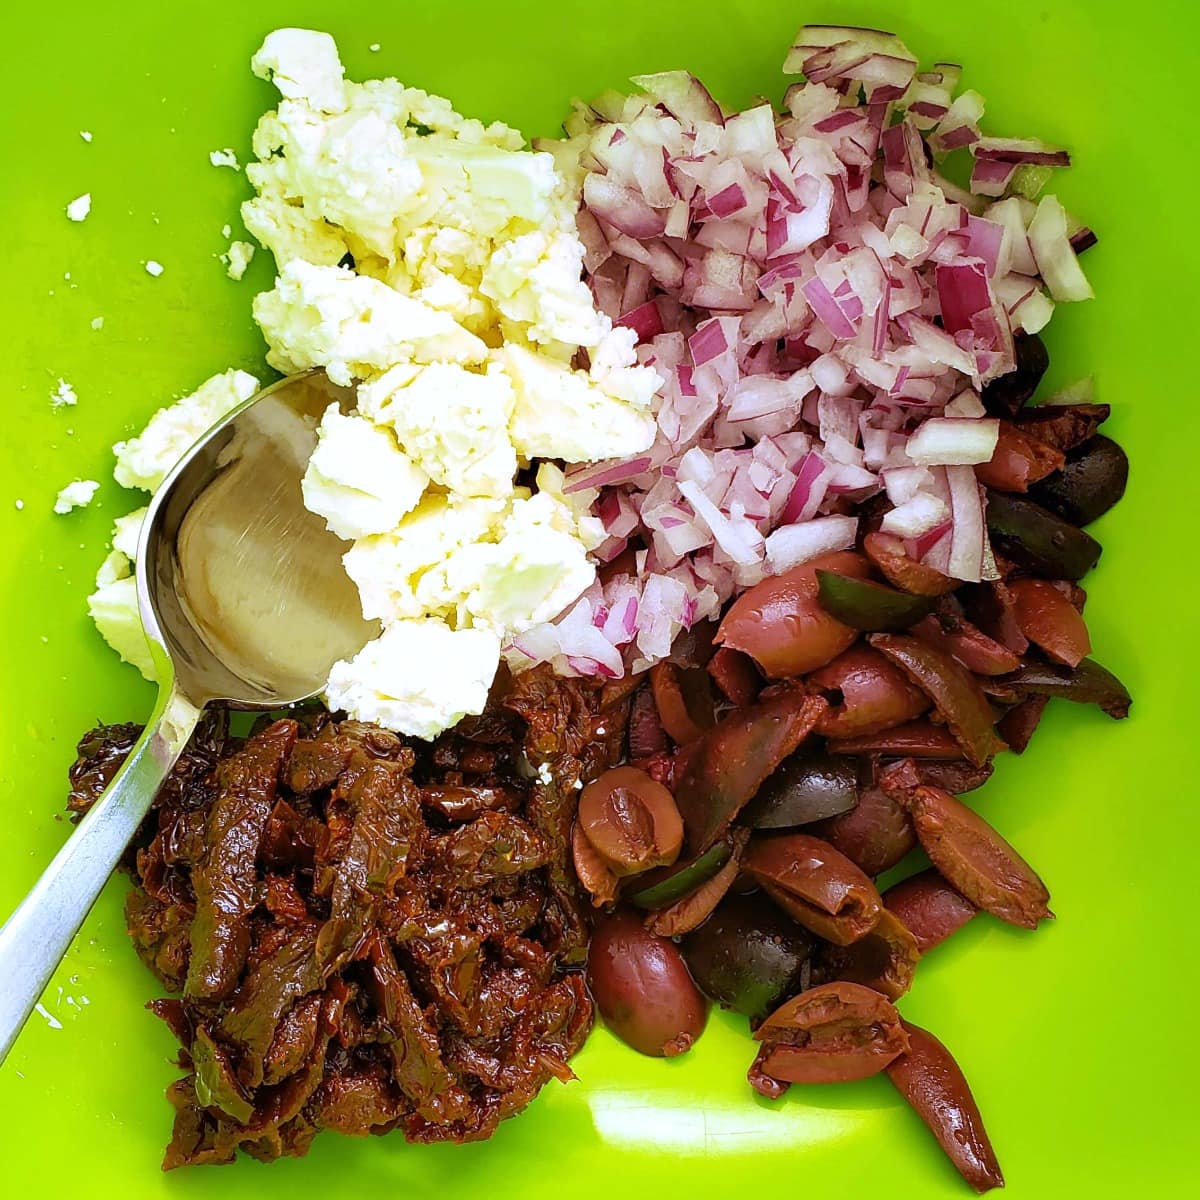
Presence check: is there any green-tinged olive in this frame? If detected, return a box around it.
[987,657,1131,719]
[868,635,1007,767]
[816,571,935,632]
[981,332,1049,417]
[828,720,965,760]
[586,910,707,1058]
[1028,434,1129,526]
[626,840,733,909]
[984,491,1102,581]
[1013,402,1110,453]
[741,750,859,830]
[681,892,814,1021]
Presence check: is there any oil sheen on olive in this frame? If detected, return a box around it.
[1028,434,1129,526]
[741,749,859,829]
[984,491,1102,581]
[681,892,814,1021]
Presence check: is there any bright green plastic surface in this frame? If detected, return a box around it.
[1,2,1197,1194]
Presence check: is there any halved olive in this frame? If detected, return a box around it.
[1028,434,1129,526]
[681,891,814,1022]
[1013,402,1109,453]
[985,491,1102,581]
[988,657,1131,719]
[741,750,859,830]
[816,571,935,632]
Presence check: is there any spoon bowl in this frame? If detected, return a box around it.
[0,370,375,1062]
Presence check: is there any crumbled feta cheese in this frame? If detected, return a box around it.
[113,368,259,492]
[111,507,147,560]
[15,499,25,511]
[145,260,164,277]
[51,378,78,409]
[252,28,348,114]
[209,148,240,169]
[325,619,499,738]
[66,193,91,222]
[88,565,155,679]
[302,404,427,541]
[241,184,351,268]
[222,239,256,280]
[221,223,233,238]
[254,261,486,385]
[358,362,516,497]
[80,130,93,142]
[54,479,100,514]
[495,343,657,461]
[90,316,104,330]
[368,42,381,52]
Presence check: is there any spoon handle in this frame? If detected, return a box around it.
[0,682,202,1065]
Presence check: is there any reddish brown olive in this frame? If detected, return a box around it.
[1008,578,1092,667]
[809,644,930,738]
[586,910,707,1058]
[974,419,1064,492]
[883,868,977,954]
[716,551,871,677]
[812,784,917,877]
[863,531,959,597]
[577,766,683,877]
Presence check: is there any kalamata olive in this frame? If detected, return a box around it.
[1007,578,1091,667]
[628,684,668,760]
[644,830,747,937]
[808,644,930,738]
[986,656,1131,718]
[811,785,916,877]
[1012,402,1110,453]
[586,910,707,1057]
[578,766,683,876]
[828,720,966,760]
[981,332,1048,417]
[973,420,1064,492]
[816,908,921,1000]
[984,491,1102,581]
[883,868,977,954]
[716,552,870,677]
[650,661,716,745]
[1028,433,1129,526]
[707,646,761,706]
[816,571,935,632]
[681,892,815,1021]
[995,695,1048,753]
[900,758,994,795]
[741,750,859,829]
[862,531,959,597]
[572,822,619,906]
[910,612,1022,676]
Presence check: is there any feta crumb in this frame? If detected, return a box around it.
[222,239,256,280]
[54,479,100,514]
[251,28,347,114]
[221,223,232,238]
[209,148,240,169]
[325,620,500,738]
[90,316,104,330]
[14,499,24,510]
[111,507,147,560]
[51,378,78,409]
[88,566,155,680]
[80,130,93,142]
[301,404,428,541]
[369,43,381,52]
[113,368,259,492]
[573,779,583,790]
[145,260,164,277]
[66,193,91,222]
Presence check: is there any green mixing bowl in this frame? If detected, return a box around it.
[2,2,1196,1195]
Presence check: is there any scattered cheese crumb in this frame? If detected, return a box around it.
[80,130,93,142]
[90,316,104,330]
[209,148,240,169]
[145,260,164,277]
[66,193,91,222]
[369,42,381,52]
[54,479,100,514]
[34,1003,63,1031]
[222,239,256,280]
[14,499,24,511]
[221,222,232,238]
[51,378,78,409]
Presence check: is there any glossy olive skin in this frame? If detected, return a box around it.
[577,766,683,875]
[981,332,1048,417]
[1013,402,1109,453]
[863,531,958,597]
[815,571,934,632]
[1029,433,1129,526]
[716,552,870,677]
[812,784,916,877]
[984,491,1102,581]
[681,892,814,1021]
[1007,578,1091,667]
[741,750,859,829]
[809,644,931,738]
[586,910,707,1057]
[988,656,1131,719]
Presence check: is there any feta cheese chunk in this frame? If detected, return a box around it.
[358,362,516,497]
[325,619,500,738]
[51,378,78,409]
[495,343,657,462]
[251,28,347,114]
[223,240,256,280]
[113,368,259,492]
[209,148,240,169]
[112,507,148,560]
[66,193,91,222]
[302,404,427,540]
[253,261,486,385]
[241,184,351,268]
[343,494,508,623]
[88,572,155,680]
[54,479,100,514]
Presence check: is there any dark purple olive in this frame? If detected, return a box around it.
[586,910,707,1057]
[741,750,859,830]
[681,892,814,1021]
[1028,434,1129,526]
[984,491,1102,581]
[981,332,1048,417]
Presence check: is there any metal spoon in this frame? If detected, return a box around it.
[0,370,377,1063]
